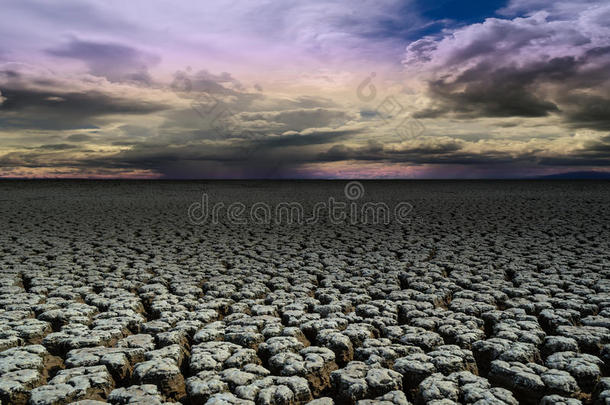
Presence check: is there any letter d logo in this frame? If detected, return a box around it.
[188,193,209,225]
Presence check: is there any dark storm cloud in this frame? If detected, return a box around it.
[318,138,474,165]
[11,119,361,178]
[48,39,160,84]
[561,94,610,131]
[238,108,354,132]
[0,59,368,178]
[37,143,77,150]
[85,126,362,174]
[537,156,610,166]
[414,57,578,119]
[66,134,93,142]
[319,145,529,166]
[0,87,170,130]
[0,88,161,114]
[159,69,354,149]
[111,140,142,146]
[318,143,385,162]
[405,4,610,131]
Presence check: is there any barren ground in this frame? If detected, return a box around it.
[0,180,609,405]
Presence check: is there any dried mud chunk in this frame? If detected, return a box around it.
[383,326,443,352]
[365,368,403,398]
[273,376,313,403]
[65,346,145,382]
[141,320,171,335]
[38,303,98,329]
[493,318,546,346]
[29,365,114,405]
[556,326,610,356]
[315,330,353,365]
[194,321,226,343]
[145,344,186,367]
[306,398,334,405]
[342,324,377,348]
[0,344,58,375]
[190,341,256,373]
[186,371,230,404]
[417,373,460,403]
[542,336,580,358]
[436,322,485,350]
[356,390,411,405]
[108,384,166,404]
[220,368,261,390]
[394,345,476,391]
[418,372,518,405]
[257,384,295,405]
[43,324,121,355]
[449,298,495,317]
[354,338,422,368]
[488,361,545,402]
[472,338,540,375]
[330,362,369,404]
[156,329,190,349]
[488,360,579,402]
[539,395,582,405]
[545,351,604,392]
[259,337,306,362]
[226,348,261,369]
[92,310,145,335]
[330,362,401,404]
[426,346,477,375]
[206,392,256,405]
[539,310,580,333]
[225,324,265,350]
[0,344,62,404]
[234,375,312,405]
[394,353,436,391]
[459,375,518,405]
[132,358,185,401]
[0,369,46,405]
[539,368,580,397]
[301,319,348,341]
[0,333,22,351]
[268,346,337,397]
[117,334,155,351]
[2,318,52,345]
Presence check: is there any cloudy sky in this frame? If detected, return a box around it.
[1,0,609,178]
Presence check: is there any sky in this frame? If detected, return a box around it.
[0,0,609,179]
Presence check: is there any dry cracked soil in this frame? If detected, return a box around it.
[0,180,609,405]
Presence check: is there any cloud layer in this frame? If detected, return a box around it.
[1,0,610,178]
[405,1,610,130]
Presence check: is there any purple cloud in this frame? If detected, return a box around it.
[48,39,160,84]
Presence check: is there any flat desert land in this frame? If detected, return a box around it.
[0,180,609,405]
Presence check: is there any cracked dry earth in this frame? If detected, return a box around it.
[0,180,609,405]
